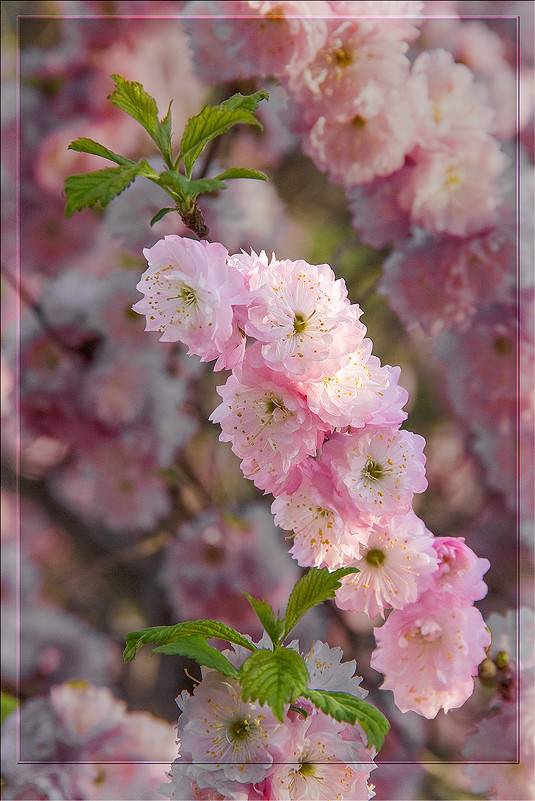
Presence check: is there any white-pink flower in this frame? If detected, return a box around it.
[371,592,491,718]
[330,426,428,517]
[398,140,508,237]
[271,459,366,569]
[175,671,288,790]
[244,253,365,379]
[268,706,375,800]
[210,346,327,494]
[133,235,248,369]
[304,339,408,430]
[335,512,438,619]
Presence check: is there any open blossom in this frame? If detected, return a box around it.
[335,511,438,619]
[244,253,365,379]
[271,459,367,569]
[268,706,375,800]
[210,345,327,494]
[288,17,412,122]
[173,671,289,791]
[133,235,248,369]
[304,86,419,187]
[329,426,427,517]
[304,339,408,430]
[398,140,508,237]
[371,591,491,718]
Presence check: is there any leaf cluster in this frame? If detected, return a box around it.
[124,566,390,752]
[64,75,269,236]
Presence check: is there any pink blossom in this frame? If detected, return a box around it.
[327,1,424,43]
[398,140,508,237]
[303,339,408,430]
[370,593,491,718]
[183,0,330,83]
[335,512,438,619]
[268,706,375,800]
[329,426,428,517]
[47,436,172,532]
[1,682,178,801]
[175,672,289,790]
[303,86,419,186]
[244,252,365,379]
[434,303,520,429]
[288,17,412,122]
[379,228,515,336]
[133,235,248,369]
[346,169,412,249]
[210,346,327,494]
[411,49,496,146]
[430,536,490,604]
[271,459,367,569]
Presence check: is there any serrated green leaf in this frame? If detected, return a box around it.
[1,691,18,725]
[240,647,309,722]
[107,75,172,162]
[64,164,142,216]
[281,567,359,641]
[243,593,284,645]
[219,90,269,114]
[152,634,239,679]
[303,689,389,752]
[124,619,257,663]
[149,207,177,227]
[159,171,227,198]
[178,98,267,177]
[67,138,136,167]
[215,167,268,182]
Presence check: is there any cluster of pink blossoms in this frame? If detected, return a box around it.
[134,233,491,721]
[160,638,377,801]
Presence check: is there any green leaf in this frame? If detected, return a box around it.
[178,91,269,177]
[239,646,309,722]
[219,90,269,114]
[67,137,136,167]
[107,74,172,162]
[302,689,390,752]
[149,207,177,227]
[124,619,257,663]
[159,171,227,198]
[64,163,143,216]
[281,566,359,641]
[215,167,268,182]
[153,634,239,679]
[1,691,18,725]
[243,593,284,645]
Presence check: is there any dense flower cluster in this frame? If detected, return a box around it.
[160,639,377,801]
[1,682,178,800]
[134,233,491,721]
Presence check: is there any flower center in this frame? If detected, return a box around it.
[293,312,308,334]
[333,46,352,67]
[227,715,252,743]
[299,761,316,777]
[362,459,384,482]
[353,114,366,129]
[265,394,288,416]
[365,548,386,567]
[179,283,197,306]
[444,166,463,189]
[493,335,513,355]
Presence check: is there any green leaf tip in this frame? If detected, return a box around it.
[281,566,360,641]
[123,619,257,663]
